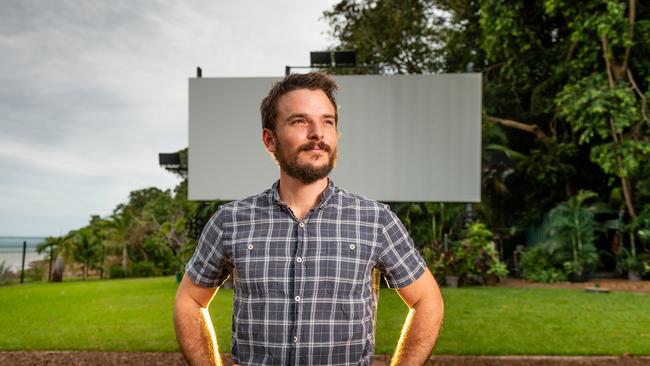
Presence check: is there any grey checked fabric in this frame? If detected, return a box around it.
[185,179,427,366]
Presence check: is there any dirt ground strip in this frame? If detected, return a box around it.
[2,352,650,366]
[496,278,650,293]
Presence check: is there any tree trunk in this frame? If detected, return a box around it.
[621,176,638,219]
[122,243,128,271]
[52,255,64,282]
[601,35,638,220]
[48,246,53,282]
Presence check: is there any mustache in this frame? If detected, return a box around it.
[300,141,332,153]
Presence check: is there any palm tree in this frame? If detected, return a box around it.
[546,190,601,280]
[73,227,102,280]
[37,233,75,282]
[105,211,133,272]
[37,236,60,281]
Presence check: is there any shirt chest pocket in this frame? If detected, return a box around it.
[232,241,287,296]
[325,240,375,296]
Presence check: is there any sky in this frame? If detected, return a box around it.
[0,0,339,237]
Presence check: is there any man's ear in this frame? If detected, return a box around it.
[262,128,277,154]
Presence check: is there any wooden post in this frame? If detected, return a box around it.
[20,240,26,284]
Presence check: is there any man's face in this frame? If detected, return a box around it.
[263,88,338,184]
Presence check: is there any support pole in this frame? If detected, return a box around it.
[20,240,26,284]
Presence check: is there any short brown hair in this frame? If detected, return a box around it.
[260,72,338,131]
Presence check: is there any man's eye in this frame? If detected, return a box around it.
[292,119,306,124]
[324,120,335,125]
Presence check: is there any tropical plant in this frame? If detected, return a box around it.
[545,190,601,281]
[324,0,650,269]
[391,202,464,247]
[420,242,444,277]
[487,261,509,279]
[104,209,133,272]
[450,222,508,284]
[36,233,76,282]
[520,244,568,283]
[323,0,443,74]
[616,246,649,275]
[72,227,102,280]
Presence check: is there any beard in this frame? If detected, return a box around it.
[274,139,337,184]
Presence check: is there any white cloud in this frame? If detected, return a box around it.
[0,0,338,236]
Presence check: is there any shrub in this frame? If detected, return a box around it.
[109,265,127,279]
[520,244,567,283]
[545,190,600,281]
[128,261,158,278]
[0,261,13,285]
[451,222,508,284]
[27,264,44,282]
[421,241,446,278]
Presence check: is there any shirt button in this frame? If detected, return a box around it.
[247,244,254,250]
[349,244,356,250]
[294,295,301,302]
[296,257,303,263]
[293,336,298,343]
[298,222,305,228]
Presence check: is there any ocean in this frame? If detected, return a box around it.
[0,236,46,272]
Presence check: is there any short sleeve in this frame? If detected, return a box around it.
[377,205,427,288]
[185,208,232,288]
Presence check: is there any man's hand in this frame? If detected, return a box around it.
[391,268,444,366]
[174,274,221,366]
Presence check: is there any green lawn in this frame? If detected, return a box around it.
[0,277,649,355]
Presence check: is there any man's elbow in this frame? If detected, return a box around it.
[429,280,444,317]
[414,281,444,324]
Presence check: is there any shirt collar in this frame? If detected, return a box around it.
[271,178,335,210]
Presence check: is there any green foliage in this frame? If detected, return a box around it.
[37,234,75,267]
[546,190,600,280]
[487,261,509,278]
[616,247,650,274]
[520,245,568,283]
[324,0,650,257]
[632,207,650,242]
[0,261,12,285]
[128,261,158,278]
[557,74,638,145]
[391,202,463,246]
[72,226,103,279]
[26,264,44,282]
[520,191,605,282]
[323,0,444,74]
[451,222,509,282]
[420,243,446,278]
[108,265,127,279]
[556,72,650,178]
[42,175,198,281]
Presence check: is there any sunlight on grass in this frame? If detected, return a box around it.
[1,277,649,355]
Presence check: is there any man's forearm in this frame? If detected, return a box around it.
[390,295,444,366]
[174,297,222,366]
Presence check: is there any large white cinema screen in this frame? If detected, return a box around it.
[188,74,481,202]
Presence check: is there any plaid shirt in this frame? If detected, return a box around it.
[186,179,427,366]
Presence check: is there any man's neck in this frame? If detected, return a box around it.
[277,173,329,220]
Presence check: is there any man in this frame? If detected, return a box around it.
[174,72,444,366]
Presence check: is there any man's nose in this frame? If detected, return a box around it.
[307,120,324,140]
